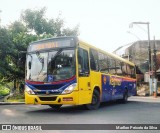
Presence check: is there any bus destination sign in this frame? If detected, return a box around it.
[29,39,74,52]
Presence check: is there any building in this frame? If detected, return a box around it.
[113,40,160,82]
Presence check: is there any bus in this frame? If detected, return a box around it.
[25,36,136,110]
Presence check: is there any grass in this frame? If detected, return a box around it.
[7,99,25,102]
[0,84,10,96]
[0,82,25,102]
[6,92,25,102]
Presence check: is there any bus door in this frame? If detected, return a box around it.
[77,48,92,104]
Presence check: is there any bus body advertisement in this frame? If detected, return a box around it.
[25,36,136,110]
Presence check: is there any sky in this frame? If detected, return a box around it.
[0,0,160,52]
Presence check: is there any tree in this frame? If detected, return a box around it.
[0,27,13,83]
[21,8,79,37]
[0,8,79,88]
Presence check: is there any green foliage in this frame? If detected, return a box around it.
[0,7,79,85]
[6,92,25,102]
[62,25,79,36]
[21,8,79,36]
[0,84,10,96]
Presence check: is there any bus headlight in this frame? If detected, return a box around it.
[62,83,77,94]
[25,85,35,95]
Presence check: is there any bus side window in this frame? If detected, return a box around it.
[90,48,99,71]
[99,52,108,73]
[108,57,116,75]
[116,61,123,76]
[78,48,89,76]
[130,66,136,78]
[121,62,127,76]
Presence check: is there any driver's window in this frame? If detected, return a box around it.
[78,48,89,76]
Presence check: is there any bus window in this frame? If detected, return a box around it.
[48,49,76,81]
[126,64,131,77]
[99,52,108,73]
[108,57,116,75]
[121,62,127,76]
[78,48,89,76]
[116,60,123,76]
[130,66,136,78]
[90,48,99,71]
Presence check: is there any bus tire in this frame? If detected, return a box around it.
[85,89,100,110]
[49,104,62,110]
[121,90,128,103]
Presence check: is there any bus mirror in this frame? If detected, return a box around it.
[28,61,31,69]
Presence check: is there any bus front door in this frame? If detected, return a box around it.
[78,47,92,104]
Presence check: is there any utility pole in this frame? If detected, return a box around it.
[0,10,2,24]
[129,22,152,95]
[153,36,157,97]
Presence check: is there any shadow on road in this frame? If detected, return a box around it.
[26,104,88,114]
[25,98,160,115]
[25,100,136,114]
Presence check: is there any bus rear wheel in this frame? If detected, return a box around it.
[49,104,62,110]
[119,90,128,103]
[85,89,100,110]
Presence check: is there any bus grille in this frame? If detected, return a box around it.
[39,96,57,101]
[33,84,64,90]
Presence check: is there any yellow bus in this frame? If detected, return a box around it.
[25,36,136,110]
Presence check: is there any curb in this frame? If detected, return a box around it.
[132,96,160,99]
[129,96,160,102]
[0,102,25,105]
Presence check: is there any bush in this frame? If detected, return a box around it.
[6,91,25,102]
[0,84,10,96]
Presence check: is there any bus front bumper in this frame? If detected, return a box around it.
[25,91,79,105]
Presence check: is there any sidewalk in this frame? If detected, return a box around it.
[0,102,25,105]
[133,95,160,99]
[129,95,160,103]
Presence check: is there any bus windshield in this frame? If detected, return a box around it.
[26,49,76,82]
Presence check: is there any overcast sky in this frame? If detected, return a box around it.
[0,0,160,52]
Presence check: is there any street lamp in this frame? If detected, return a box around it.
[129,22,152,95]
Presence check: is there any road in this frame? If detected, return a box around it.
[0,96,160,133]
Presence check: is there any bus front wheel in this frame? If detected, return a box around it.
[85,89,100,110]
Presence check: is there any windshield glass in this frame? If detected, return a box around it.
[48,49,75,82]
[26,52,48,82]
[26,49,75,82]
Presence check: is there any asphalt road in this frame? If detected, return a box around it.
[0,96,160,133]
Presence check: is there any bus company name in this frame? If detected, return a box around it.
[110,76,122,87]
